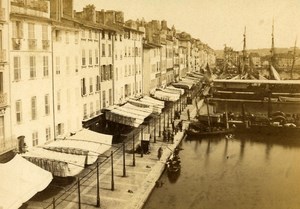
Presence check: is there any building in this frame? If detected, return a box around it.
[0,0,13,161]
[10,0,53,149]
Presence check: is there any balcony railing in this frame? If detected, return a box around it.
[28,39,37,50]
[0,8,5,22]
[42,40,49,50]
[0,93,7,109]
[0,138,18,155]
[12,38,22,50]
[0,49,6,63]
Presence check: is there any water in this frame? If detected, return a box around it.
[143,134,300,209]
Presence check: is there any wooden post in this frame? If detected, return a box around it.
[206,98,211,131]
[159,115,161,137]
[225,101,229,129]
[141,128,144,157]
[52,198,55,209]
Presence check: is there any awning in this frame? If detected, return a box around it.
[165,86,185,95]
[0,154,52,209]
[128,99,163,114]
[105,104,152,127]
[152,90,180,102]
[22,147,86,177]
[141,96,165,108]
[43,129,112,165]
[172,81,193,90]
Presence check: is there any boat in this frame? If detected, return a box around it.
[186,121,235,138]
[166,153,181,173]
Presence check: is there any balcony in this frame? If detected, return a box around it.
[0,8,5,22]
[28,39,37,50]
[0,49,7,63]
[0,93,7,109]
[42,40,49,50]
[12,38,22,50]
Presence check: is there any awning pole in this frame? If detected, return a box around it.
[111,151,115,191]
[132,133,136,166]
[96,162,100,207]
[154,117,157,143]
[159,115,161,137]
[78,178,81,209]
[141,127,144,158]
[52,198,56,209]
[122,142,126,177]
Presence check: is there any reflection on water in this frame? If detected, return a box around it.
[143,134,300,209]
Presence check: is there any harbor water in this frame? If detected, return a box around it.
[143,133,300,209]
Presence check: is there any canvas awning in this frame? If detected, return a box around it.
[105,104,153,127]
[22,147,86,177]
[172,81,194,90]
[43,129,112,165]
[152,90,180,102]
[0,154,52,209]
[128,99,163,114]
[141,96,165,108]
[165,86,185,95]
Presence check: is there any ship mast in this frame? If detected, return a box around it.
[242,26,247,76]
[290,37,297,79]
[270,19,276,67]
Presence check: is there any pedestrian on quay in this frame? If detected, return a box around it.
[171,132,174,144]
[178,120,183,132]
[158,146,163,160]
[187,109,190,120]
[163,129,167,142]
[167,130,171,142]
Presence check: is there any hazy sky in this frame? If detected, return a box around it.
[74,0,300,50]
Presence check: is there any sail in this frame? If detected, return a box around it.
[270,65,281,80]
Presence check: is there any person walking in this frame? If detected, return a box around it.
[158,147,163,160]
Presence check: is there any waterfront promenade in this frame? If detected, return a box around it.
[25,98,203,209]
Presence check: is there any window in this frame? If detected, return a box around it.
[13,21,23,38]
[82,50,86,66]
[81,30,85,39]
[46,127,51,141]
[65,31,69,44]
[96,75,100,91]
[13,56,21,81]
[75,56,79,73]
[89,77,93,93]
[56,56,60,74]
[57,91,61,111]
[116,68,118,81]
[102,44,105,57]
[102,91,106,108]
[128,47,131,56]
[125,65,127,77]
[42,25,48,40]
[108,32,111,40]
[55,30,61,41]
[109,89,112,106]
[101,31,105,39]
[100,66,104,81]
[45,94,50,115]
[108,44,112,57]
[56,123,64,136]
[75,31,79,44]
[81,78,86,96]
[0,72,2,93]
[128,65,131,76]
[66,57,70,75]
[32,131,38,147]
[83,104,87,119]
[89,30,92,39]
[0,116,4,143]
[120,35,122,41]
[95,49,99,65]
[96,100,100,114]
[90,102,94,117]
[28,23,35,39]
[89,50,92,65]
[16,100,22,123]
[29,56,36,79]
[31,96,37,120]
[43,56,49,77]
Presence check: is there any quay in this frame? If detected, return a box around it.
[25,98,203,209]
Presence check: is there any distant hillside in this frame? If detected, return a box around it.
[215,47,300,58]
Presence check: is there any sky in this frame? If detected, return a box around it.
[73,0,300,51]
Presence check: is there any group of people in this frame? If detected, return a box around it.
[162,129,174,143]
